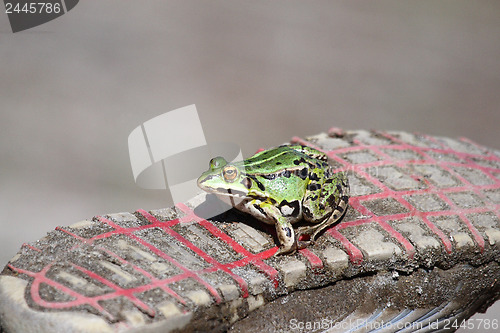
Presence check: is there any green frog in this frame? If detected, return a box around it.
[197,145,349,255]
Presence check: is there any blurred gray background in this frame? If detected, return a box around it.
[1,0,499,327]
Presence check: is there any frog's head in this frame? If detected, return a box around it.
[197,157,251,200]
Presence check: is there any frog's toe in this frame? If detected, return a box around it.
[297,240,312,250]
[274,247,288,256]
[296,225,315,237]
[274,243,298,256]
[296,229,313,243]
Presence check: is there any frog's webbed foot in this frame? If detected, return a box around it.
[297,239,312,250]
[295,222,333,248]
[274,236,311,256]
[274,243,297,256]
[295,222,333,250]
[296,225,317,242]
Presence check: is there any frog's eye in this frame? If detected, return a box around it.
[222,166,238,182]
[210,157,227,169]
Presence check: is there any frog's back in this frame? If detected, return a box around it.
[287,145,328,162]
[241,145,326,175]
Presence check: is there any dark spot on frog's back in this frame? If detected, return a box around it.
[309,173,320,181]
[261,173,276,180]
[276,161,282,165]
[294,157,307,166]
[297,168,308,180]
[326,193,337,205]
[307,183,320,191]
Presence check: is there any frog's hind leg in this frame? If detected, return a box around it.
[299,172,349,244]
[298,194,349,243]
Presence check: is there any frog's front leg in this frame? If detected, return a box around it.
[274,215,298,255]
[243,199,298,255]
